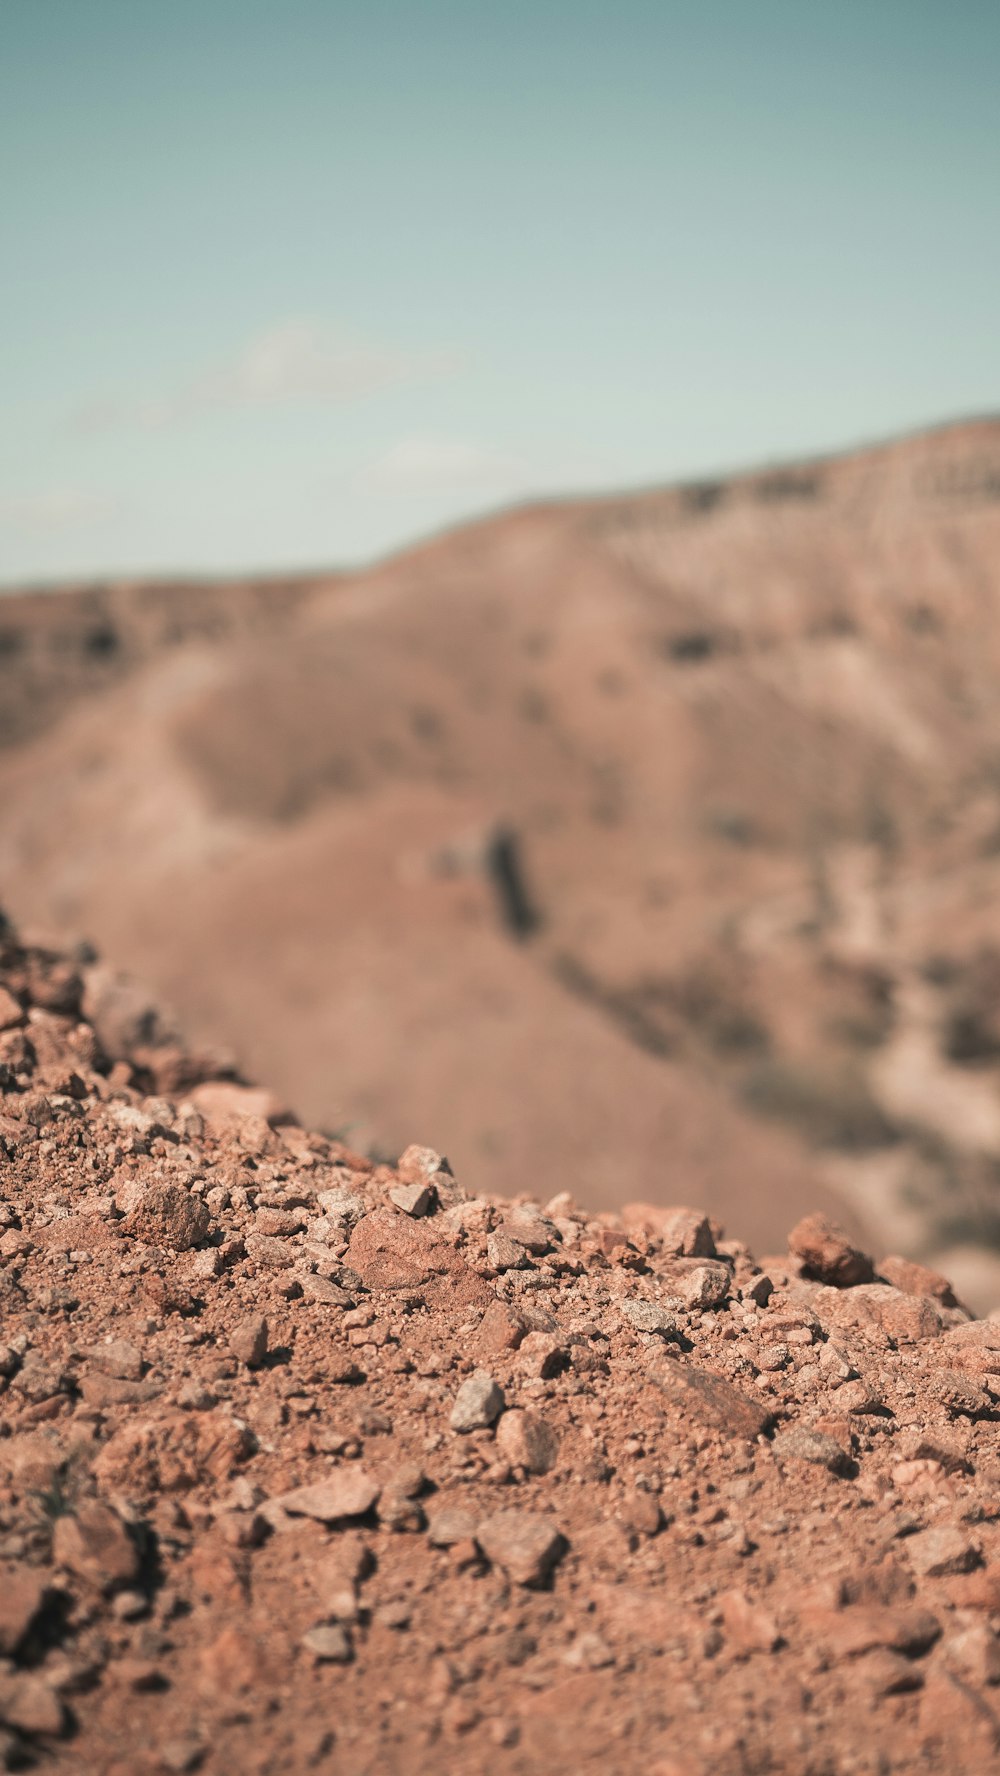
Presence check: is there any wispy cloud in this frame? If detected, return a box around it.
[71,318,461,433]
[0,488,119,530]
[354,436,521,493]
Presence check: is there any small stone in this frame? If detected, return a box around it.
[679,1262,731,1311]
[653,1361,772,1441]
[84,1339,144,1381]
[788,1213,873,1288]
[124,1184,212,1254]
[477,1300,529,1353]
[905,1524,980,1579]
[229,1315,268,1368]
[487,1230,530,1271]
[396,1144,454,1187]
[270,1471,380,1524]
[0,1672,64,1737]
[450,1371,505,1432]
[389,1182,434,1217]
[476,1510,566,1587]
[427,1508,479,1547]
[773,1427,853,1477]
[298,1273,354,1307]
[617,1488,663,1538]
[879,1253,960,1308]
[52,1501,141,1592]
[0,1567,48,1655]
[495,1409,559,1474]
[944,1621,1000,1686]
[302,1624,352,1663]
[745,1273,774,1307]
[618,1298,678,1337]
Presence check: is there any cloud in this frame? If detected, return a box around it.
[354,435,521,494]
[71,318,461,433]
[0,488,118,530]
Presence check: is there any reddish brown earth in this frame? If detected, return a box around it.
[3,418,1000,1289]
[5,917,1000,1773]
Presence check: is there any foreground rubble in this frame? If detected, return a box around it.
[2,916,1000,1773]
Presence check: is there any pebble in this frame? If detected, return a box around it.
[788,1213,874,1287]
[495,1408,559,1474]
[302,1624,353,1663]
[476,1510,566,1586]
[228,1314,269,1368]
[450,1371,505,1432]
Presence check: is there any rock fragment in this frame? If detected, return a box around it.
[229,1314,268,1368]
[52,1501,141,1592]
[495,1409,559,1473]
[268,1472,380,1525]
[788,1214,873,1287]
[450,1371,505,1432]
[123,1183,212,1253]
[476,1511,566,1586]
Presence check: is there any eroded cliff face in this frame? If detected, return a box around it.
[4,418,1000,1280]
[2,914,1000,1772]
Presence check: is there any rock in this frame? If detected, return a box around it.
[388,1182,434,1217]
[622,1205,715,1256]
[774,1427,853,1476]
[450,1371,505,1432]
[618,1298,678,1337]
[788,1214,873,1287]
[476,1511,566,1586]
[229,1314,268,1368]
[477,1299,529,1353]
[0,1567,48,1656]
[495,1409,559,1473]
[269,1471,380,1524]
[124,1183,212,1253]
[396,1145,453,1187]
[679,1261,731,1311]
[298,1272,355,1306]
[652,1361,773,1441]
[427,1508,479,1547]
[905,1525,980,1579]
[302,1624,353,1663]
[944,1621,1000,1687]
[52,1501,141,1592]
[0,1673,64,1737]
[822,1284,943,1343]
[879,1253,961,1308]
[347,1206,477,1296]
[487,1229,530,1271]
[84,1338,144,1381]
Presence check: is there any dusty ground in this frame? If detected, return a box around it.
[4,916,1000,1773]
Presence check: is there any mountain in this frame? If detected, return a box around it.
[3,416,1000,1292]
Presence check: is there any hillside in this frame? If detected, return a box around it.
[3,418,1000,1291]
[3,913,1000,1772]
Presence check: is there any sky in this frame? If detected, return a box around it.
[2,0,998,585]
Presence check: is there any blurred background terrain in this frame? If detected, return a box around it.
[3,2,1000,1298]
[5,416,1000,1300]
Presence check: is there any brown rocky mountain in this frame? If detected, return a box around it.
[3,416,1000,1295]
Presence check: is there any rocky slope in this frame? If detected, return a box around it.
[4,916,1000,1773]
[3,417,1000,1288]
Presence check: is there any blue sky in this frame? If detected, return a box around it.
[2,0,998,583]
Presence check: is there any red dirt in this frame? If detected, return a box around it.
[3,915,1000,1773]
